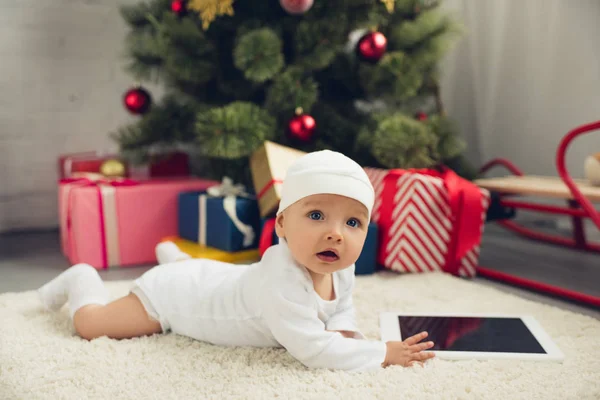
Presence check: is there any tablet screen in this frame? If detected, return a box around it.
[398,316,547,353]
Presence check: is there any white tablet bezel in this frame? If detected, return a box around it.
[379,312,564,362]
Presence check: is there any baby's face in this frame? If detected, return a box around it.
[275,194,369,276]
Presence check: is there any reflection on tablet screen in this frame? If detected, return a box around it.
[398,316,546,353]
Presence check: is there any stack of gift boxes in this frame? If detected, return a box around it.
[57,142,489,278]
[57,151,220,269]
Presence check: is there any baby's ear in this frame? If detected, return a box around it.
[274,213,285,238]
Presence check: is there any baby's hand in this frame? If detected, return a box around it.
[382,331,435,368]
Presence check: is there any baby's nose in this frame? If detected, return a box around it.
[326,229,343,242]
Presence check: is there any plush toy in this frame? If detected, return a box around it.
[584,152,600,186]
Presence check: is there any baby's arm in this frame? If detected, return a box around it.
[262,283,387,372]
[325,267,364,339]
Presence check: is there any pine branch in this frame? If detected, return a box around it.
[411,22,463,69]
[160,15,216,87]
[233,28,284,83]
[427,114,465,161]
[370,113,439,168]
[111,94,198,153]
[162,15,214,57]
[408,11,464,69]
[265,67,319,119]
[123,31,164,81]
[358,51,423,100]
[293,18,348,71]
[119,0,171,28]
[194,102,276,159]
[389,8,450,50]
[310,103,362,155]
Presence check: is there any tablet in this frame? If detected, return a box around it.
[380,312,564,362]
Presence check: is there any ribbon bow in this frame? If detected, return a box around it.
[201,177,256,248]
[206,177,251,198]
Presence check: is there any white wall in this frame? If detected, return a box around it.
[0,0,158,232]
[441,0,600,178]
[1,0,599,232]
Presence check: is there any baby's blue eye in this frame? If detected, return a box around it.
[347,218,360,228]
[309,211,323,220]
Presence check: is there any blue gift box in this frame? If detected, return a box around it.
[355,222,378,275]
[260,218,378,275]
[179,191,261,252]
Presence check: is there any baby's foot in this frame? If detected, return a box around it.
[155,241,191,265]
[38,263,95,311]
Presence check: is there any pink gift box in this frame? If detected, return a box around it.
[59,176,218,269]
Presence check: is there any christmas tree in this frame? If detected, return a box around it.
[113,0,474,186]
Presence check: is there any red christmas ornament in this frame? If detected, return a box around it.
[415,111,428,121]
[288,108,316,142]
[171,0,187,16]
[123,87,152,115]
[280,0,314,14]
[357,31,387,63]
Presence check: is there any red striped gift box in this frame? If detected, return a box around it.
[365,167,489,277]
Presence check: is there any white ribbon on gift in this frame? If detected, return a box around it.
[198,177,256,248]
[99,185,121,267]
[60,174,122,268]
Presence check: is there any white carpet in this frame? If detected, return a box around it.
[1,272,599,400]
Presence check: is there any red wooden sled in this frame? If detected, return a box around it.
[474,120,600,308]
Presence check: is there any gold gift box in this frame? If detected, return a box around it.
[161,237,260,264]
[249,141,306,218]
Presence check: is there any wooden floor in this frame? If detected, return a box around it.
[0,222,599,319]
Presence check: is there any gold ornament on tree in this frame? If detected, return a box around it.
[380,0,394,13]
[188,0,235,30]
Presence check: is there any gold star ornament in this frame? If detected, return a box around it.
[380,0,394,13]
[188,0,235,30]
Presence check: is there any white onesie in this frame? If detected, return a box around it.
[133,239,387,372]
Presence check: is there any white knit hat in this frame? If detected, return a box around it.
[276,150,375,219]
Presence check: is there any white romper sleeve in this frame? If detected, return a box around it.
[325,265,366,339]
[260,276,387,372]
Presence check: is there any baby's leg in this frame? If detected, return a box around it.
[38,263,161,340]
[73,293,161,340]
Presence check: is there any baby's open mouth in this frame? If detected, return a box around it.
[317,250,339,262]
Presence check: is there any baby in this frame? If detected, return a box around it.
[38,150,435,372]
